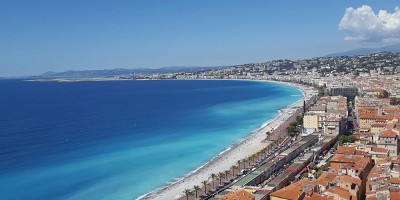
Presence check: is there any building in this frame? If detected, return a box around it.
[336,174,362,200]
[329,86,359,98]
[377,129,399,156]
[270,187,305,200]
[303,113,319,134]
[220,190,255,200]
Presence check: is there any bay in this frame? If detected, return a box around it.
[0,80,301,200]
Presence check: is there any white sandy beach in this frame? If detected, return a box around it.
[139,80,318,200]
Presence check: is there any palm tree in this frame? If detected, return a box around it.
[224,169,231,180]
[250,154,256,165]
[210,173,217,189]
[218,172,225,185]
[231,165,238,177]
[201,180,208,195]
[242,158,247,169]
[264,148,269,158]
[256,152,260,161]
[246,157,251,168]
[257,151,263,161]
[261,148,266,158]
[183,189,192,200]
[247,155,252,167]
[237,160,242,170]
[193,185,201,199]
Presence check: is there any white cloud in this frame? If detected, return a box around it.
[339,5,400,43]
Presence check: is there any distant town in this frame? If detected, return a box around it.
[132,52,400,81]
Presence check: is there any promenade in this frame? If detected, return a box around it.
[140,81,318,200]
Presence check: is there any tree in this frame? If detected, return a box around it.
[286,123,297,136]
[296,115,304,124]
[339,135,355,144]
[334,135,356,149]
[266,145,271,154]
[263,148,268,158]
[231,165,236,177]
[237,160,242,170]
[225,169,231,180]
[210,173,217,189]
[218,172,225,185]
[193,185,200,198]
[391,97,400,105]
[242,158,247,169]
[248,155,253,167]
[378,91,389,98]
[255,151,261,162]
[183,189,192,200]
[321,161,330,171]
[310,163,318,171]
[271,140,277,148]
[201,180,208,195]
[315,170,323,178]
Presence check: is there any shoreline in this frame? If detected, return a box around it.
[138,79,318,200]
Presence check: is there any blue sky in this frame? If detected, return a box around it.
[1,0,399,76]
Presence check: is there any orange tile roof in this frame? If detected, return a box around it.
[367,164,391,179]
[315,172,337,187]
[336,146,356,155]
[337,174,362,186]
[355,132,373,137]
[330,154,362,163]
[324,186,352,199]
[270,186,304,200]
[390,192,400,200]
[355,150,368,156]
[220,190,255,200]
[378,115,397,120]
[359,113,378,119]
[371,123,387,127]
[374,147,390,153]
[391,178,400,184]
[379,129,397,138]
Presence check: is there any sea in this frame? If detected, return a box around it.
[0,79,302,200]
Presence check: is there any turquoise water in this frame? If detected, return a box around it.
[0,80,302,199]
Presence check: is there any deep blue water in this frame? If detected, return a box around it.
[0,80,301,200]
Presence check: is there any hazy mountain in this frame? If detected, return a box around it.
[36,66,223,78]
[325,44,400,57]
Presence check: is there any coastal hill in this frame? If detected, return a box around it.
[37,66,224,78]
[325,44,400,57]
